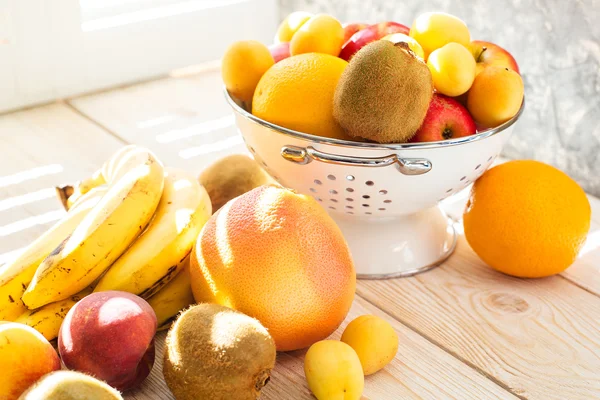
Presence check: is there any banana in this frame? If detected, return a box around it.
[15,287,91,340]
[57,145,141,211]
[94,167,211,298]
[0,186,107,321]
[147,257,195,330]
[22,147,165,309]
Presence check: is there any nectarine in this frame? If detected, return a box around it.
[58,291,157,392]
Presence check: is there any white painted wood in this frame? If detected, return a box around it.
[0,0,278,113]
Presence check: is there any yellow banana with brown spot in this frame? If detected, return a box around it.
[22,147,165,309]
[16,288,92,340]
[94,167,211,299]
[0,186,107,321]
[147,258,195,330]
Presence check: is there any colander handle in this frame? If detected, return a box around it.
[281,145,432,175]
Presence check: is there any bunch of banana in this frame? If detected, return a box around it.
[147,256,196,330]
[1,144,211,339]
[16,287,92,341]
[0,186,107,321]
[22,147,166,309]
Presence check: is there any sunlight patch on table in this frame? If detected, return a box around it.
[179,135,243,159]
[0,188,56,212]
[0,164,63,188]
[0,209,65,237]
[137,114,179,129]
[156,115,235,144]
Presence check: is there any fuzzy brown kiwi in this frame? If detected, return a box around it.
[198,154,274,213]
[18,371,123,400]
[163,303,276,400]
[333,40,434,143]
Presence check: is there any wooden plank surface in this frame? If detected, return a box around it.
[0,103,122,264]
[0,97,516,399]
[0,70,598,400]
[357,235,600,399]
[128,298,517,400]
[67,70,600,399]
[69,67,248,175]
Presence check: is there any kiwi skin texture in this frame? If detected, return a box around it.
[18,371,123,400]
[199,154,273,213]
[333,40,434,143]
[163,303,276,400]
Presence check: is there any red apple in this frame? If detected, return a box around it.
[58,291,157,392]
[269,42,290,63]
[342,22,368,44]
[339,21,410,61]
[412,94,476,142]
[470,40,519,75]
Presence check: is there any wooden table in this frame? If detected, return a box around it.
[1,66,599,400]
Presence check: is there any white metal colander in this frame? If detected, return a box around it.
[226,91,524,278]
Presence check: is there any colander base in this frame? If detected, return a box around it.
[331,206,457,279]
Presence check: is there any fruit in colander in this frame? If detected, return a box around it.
[333,40,433,143]
[252,53,353,140]
[222,40,274,103]
[466,65,524,128]
[411,93,476,142]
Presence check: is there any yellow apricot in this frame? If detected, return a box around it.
[304,340,364,400]
[290,14,345,57]
[275,11,313,43]
[222,40,274,103]
[427,42,476,97]
[409,12,470,59]
[467,65,524,127]
[341,315,399,375]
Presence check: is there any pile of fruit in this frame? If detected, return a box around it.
[223,11,525,143]
[0,11,592,400]
[0,146,397,400]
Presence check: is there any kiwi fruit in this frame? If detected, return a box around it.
[163,303,276,400]
[19,371,123,400]
[199,154,273,212]
[333,40,434,143]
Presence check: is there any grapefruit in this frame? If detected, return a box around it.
[190,185,356,351]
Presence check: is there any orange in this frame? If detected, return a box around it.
[190,185,356,351]
[252,53,352,140]
[222,40,274,103]
[463,160,591,278]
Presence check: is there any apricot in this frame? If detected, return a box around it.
[409,12,470,59]
[304,340,364,400]
[0,322,60,400]
[58,291,157,392]
[467,66,524,127]
[275,11,313,43]
[222,40,274,103]
[427,42,476,97]
[341,315,399,375]
[290,14,345,57]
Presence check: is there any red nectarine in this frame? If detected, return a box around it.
[339,21,410,61]
[58,291,157,392]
